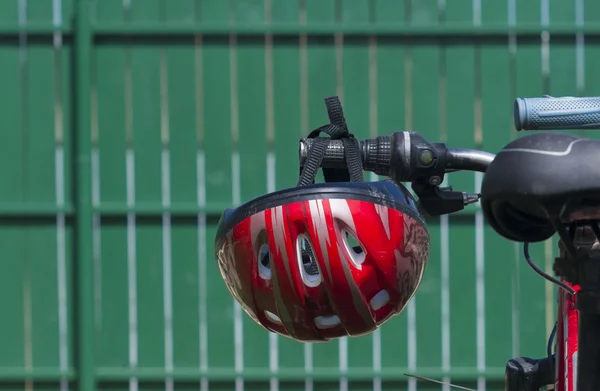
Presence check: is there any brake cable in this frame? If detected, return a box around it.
[523,242,576,295]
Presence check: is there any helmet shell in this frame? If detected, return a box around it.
[215,180,430,342]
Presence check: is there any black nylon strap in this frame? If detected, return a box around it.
[296,137,328,187]
[325,96,347,129]
[297,96,364,186]
[342,137,363,182]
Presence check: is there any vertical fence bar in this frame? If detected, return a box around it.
[74,0,94,390]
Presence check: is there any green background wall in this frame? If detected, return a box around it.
[1,0,599,390]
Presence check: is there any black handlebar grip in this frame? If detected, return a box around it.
[299,136,392,176]
[514,96,600,131]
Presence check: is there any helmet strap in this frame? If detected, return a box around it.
[297,96,364,186]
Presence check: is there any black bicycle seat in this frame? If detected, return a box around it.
[481,132,600,242]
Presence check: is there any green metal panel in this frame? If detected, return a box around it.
[480,0,514,374]
[374,2,408,380]
[0,0,598,390]
[74,1,94,391]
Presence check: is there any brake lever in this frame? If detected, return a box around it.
[412,181,481,217]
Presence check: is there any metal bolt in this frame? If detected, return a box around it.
[429,176,441,186]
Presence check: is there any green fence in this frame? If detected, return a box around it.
[1,0,599,390]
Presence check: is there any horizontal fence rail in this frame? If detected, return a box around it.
[3,23,600,36]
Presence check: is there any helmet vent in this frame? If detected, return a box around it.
[369,290,390,311]
[258,244,271,279]
[342,229,366,267]
[297,235,322,287]
[314,315,340,329]
[265,310,282,324]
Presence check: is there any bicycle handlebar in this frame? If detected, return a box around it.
[298,131,495,216]
[298,93,600,215]
[514,96,600,131]
[299,132,494,177]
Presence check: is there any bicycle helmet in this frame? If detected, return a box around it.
[215,97,431,342]
[215,180,429,342]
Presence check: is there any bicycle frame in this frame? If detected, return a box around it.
[498,228,600,391]
[553,225,600,391]
[555,281,578,391]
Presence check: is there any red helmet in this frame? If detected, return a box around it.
[215,180,430,342]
